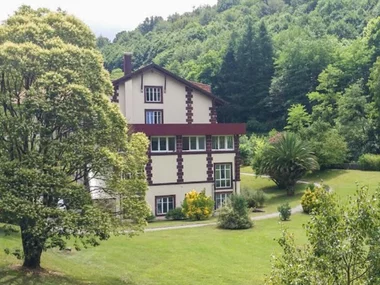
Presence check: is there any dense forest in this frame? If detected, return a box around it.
[97,0,380,162]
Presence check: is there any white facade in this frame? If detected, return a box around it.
[113,62,245,216]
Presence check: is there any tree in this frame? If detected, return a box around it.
[285,104,311,132]
[0,6,150,269]
[253,132,319,195]
[268,186,380,284]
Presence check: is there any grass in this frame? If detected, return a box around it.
[0,215,310,285]
[1,169,379,284]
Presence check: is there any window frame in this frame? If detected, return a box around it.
[182,136,206,152]
[150,136,176,153]
[145,109,164,124]
[144,86,163,103]
[214,163,233,190]
[212,136,234,151]
[155,195,175,216]
[215,192,232,209]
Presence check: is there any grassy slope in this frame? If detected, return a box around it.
[0,215,310,285]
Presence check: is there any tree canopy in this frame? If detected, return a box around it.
[0,6,150,269]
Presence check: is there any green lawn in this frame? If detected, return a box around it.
[0,215,310,285]
[1,169,379,284]
[241,169,380,215]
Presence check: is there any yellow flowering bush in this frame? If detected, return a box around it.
[182,189,214,220]
[301,184,326,214]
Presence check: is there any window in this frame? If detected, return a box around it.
[151,136,176,152]
[214,163,232,189]
[183,136,206,151]
[212,136,234,150]
[156,196,175,215]
[215,192,231,209]
[145,110,163,124]
[145,86,163,103]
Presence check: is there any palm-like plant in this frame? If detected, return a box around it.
[256,132,319,196]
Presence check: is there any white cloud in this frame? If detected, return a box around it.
[0,0,218,39]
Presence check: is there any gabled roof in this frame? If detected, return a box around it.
[112,63,225,105]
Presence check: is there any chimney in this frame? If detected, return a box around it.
[123,52,132,76]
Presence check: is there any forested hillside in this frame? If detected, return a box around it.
[98,0,380,161]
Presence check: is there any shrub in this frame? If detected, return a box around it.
[145,212,156,223]
[358,153,380,171]
[218,194,253,229]
[278,203,291,221]
[301,185,326,214]
[165,207,186,220]
[241,189,266,209]
[254,132,319,196]
[182,189,214,221]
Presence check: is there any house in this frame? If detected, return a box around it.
[111,53,246,217]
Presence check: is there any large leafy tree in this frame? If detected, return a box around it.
[268,187,380,284]
[0,6,150,269]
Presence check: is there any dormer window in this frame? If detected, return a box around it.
[145,86,163,103]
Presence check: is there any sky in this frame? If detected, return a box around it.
[0,0,218,40]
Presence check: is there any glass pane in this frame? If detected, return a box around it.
[183,137,189,151]
[227,136,233,149]
[151,137,159,151]
[226,166,231,179]
[198,137,205,150]
[215,169,221,180]
[168,137,175,151]
[221,165,225,179]
[219,136,225,149]
[212,136,218,150]
[190,137,197,150]
[146,111,153,124]
[215,180,221,188]
[221,180,226,187]
[159,137,166,151]
[163,201,168,214]
[226,179,231,187]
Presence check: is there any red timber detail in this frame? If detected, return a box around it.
[206,135,213,182]
[209,101,217,124]
[146,144,153,185]
[176,135,184,183]
[131,123,246,136]
[234,135,241,182]
[185,87,193,124]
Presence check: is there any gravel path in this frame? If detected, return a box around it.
[144,173,319,233]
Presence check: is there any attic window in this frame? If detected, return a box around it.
[145,86,163,103]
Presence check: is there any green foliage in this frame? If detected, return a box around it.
[165,207,187,220]
[254,133,319,195]
[285,104,311,132]
[145,212,156,223]
[268,186,380,284]
[241,188,266,209]
[217,194,253,229]
[277,203,291,221]
[182,190,214,221]
[0,7,150,269]
[300,121,348,167]
[358,153,380,171]
[300,185,326,214]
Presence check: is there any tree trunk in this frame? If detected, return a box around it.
[20,225,43,270]
[286,186,295,196]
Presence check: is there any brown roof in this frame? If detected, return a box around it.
[189,81,212,93]
[112,63,225,105]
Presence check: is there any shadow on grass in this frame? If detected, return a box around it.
[305,169,349,182]
[0,267,140,285]
[260,184,305,207]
